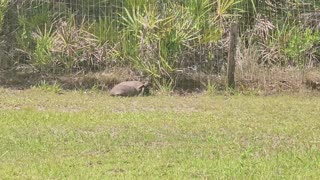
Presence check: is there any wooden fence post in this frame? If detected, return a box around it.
[227,22,239,89]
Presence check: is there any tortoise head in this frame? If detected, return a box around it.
[137,80,151,96]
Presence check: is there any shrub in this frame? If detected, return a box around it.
[0,0,8,32]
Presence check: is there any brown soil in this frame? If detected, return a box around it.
[305,70,320,90]
[1,66,320,94]
[0,67,139,90]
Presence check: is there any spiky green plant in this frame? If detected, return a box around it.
[15,0,58,65]
[88,17,118,46]
[33,23,54,69]
[205,80,218,95]
[33,80,62,93]
[214,0,241,24]
[119,5,176,81]
[0,0,8,32]
[119,3,206,88]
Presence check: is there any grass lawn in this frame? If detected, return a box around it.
[0,88,319,179]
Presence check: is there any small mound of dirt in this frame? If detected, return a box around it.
[305,71,320,90]
[175,72,225,92]
[0,67,143,90]
[58,67,143,90]
[0,65,51,89]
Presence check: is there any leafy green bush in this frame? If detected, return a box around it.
[283,28,320,66]
[259,20,320,66]
[8,0,320,89]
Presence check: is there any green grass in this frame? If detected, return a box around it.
[0,88,320,179]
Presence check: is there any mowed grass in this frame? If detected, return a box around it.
[0,88,320,179]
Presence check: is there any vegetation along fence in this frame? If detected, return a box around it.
[0,0,320,91]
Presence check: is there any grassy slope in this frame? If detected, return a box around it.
[0,88,319,179]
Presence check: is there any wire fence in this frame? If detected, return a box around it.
[1,0,320,90]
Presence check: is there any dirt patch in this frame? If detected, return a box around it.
[234,68,313,94]
[0,70,52,90]
[0,67,143,90]
[57,67,142,90]
[305,70,320,90]
[1,65,320,94]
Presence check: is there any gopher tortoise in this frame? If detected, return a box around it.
[110,81,149,97]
